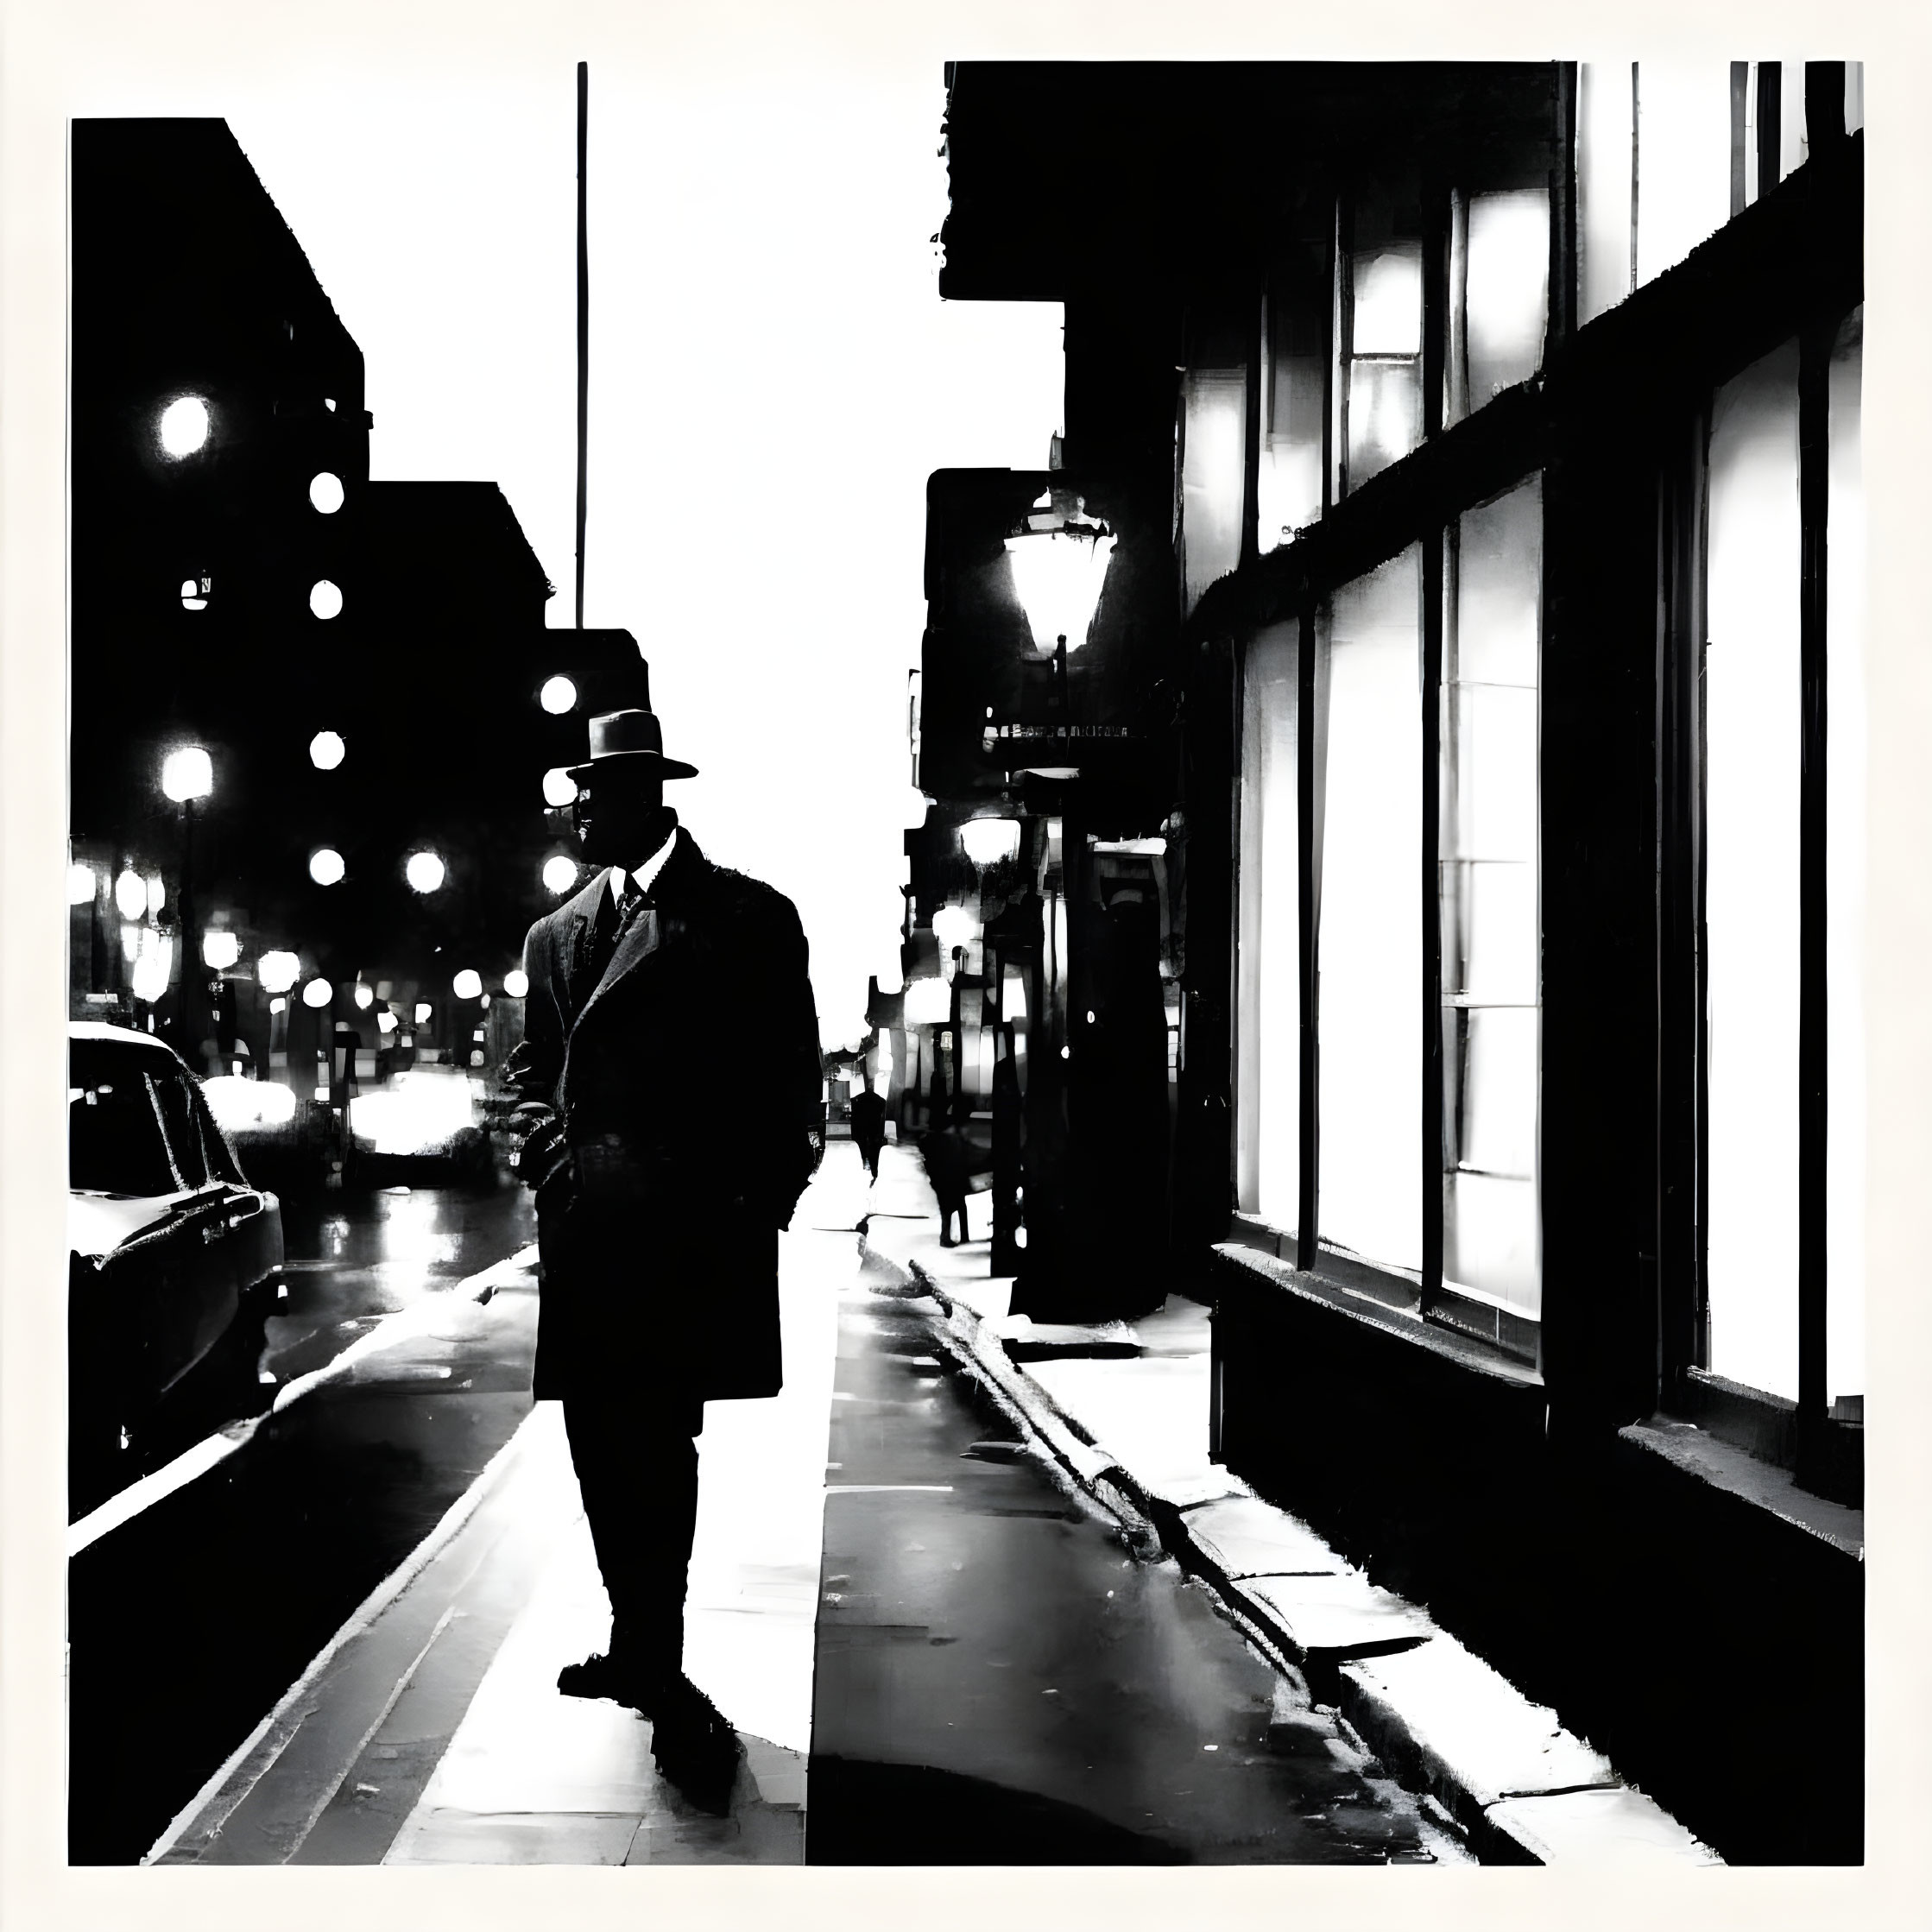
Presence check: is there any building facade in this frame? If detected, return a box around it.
[938,60,1865,1863]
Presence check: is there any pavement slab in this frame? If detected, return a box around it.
[1339,1638,1620,1820]
[1182,1496,1349,1580]
[1232,1572,1436,1664]
[1482,1785,1721,1866]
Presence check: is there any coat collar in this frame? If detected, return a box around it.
[572,827,706,1029]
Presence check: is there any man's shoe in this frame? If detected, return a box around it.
[647,1674,742,1814]
[556,1651,662,1713]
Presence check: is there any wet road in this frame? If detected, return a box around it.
[807,1277,1450,1866]
[67,1181,537,1865]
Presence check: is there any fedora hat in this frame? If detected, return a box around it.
[566,706,698,781]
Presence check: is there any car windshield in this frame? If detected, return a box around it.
[68,1039,184,1198]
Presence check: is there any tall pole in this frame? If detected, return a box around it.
[575,59,590,630]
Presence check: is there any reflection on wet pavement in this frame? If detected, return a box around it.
[809,1280,1448,1866]
[68,1181,539,1866]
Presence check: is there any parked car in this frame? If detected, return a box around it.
[67,1023,285,1504]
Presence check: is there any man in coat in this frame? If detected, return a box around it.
[502,693,824,1802]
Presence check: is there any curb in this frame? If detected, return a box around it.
[858,1223,1720,1869]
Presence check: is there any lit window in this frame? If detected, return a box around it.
[1346,241,1424,489]
[1441,478,1543,1317]
[1318,546,1424,1274]
[180,575,210,612]
[1235,622,1300,1231]
[1180,325,1247,612]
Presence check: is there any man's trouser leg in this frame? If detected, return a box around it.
[562,1391,704,1682]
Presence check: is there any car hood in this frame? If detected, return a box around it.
[69,1191,180,1260]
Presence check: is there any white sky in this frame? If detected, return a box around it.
[76,44,1066,1043]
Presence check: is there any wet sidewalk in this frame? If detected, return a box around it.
[148,1157,854,1866]
[858,1144,1723,1869]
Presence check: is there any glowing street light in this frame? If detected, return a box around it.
[542,855,579,895]
[502,969,530,999]
[202,930,241,970]
[542,767,579,807]
[129,933,174,1004]
[114,869,148,920]
[1003,517,1116,654]
[904,976,950,1026]
[405,850,446,894]
[161,745,214,802]
[158,395,210,458]
[932,904,979,956]
[540,675,578,715]
[309,847,346,887]
[309,730,346,771]
[309,579,344,620]
[301,977,334,1010]
[353,983,375,1010]
[258,950,300,994]
[959,818,1022,868]
[451,969,483,1001]
[309,471,344,514]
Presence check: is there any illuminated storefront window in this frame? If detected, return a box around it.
[1441,477,1542,1317]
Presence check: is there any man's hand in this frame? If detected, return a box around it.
[509,1102,571,1196]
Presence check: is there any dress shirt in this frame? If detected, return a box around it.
[607,824,679,914]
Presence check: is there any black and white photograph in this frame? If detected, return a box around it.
[3,5,1929,1927]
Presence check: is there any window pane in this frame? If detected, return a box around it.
[1635,64,1733,287]
[1442,477,1542,1315]
[1236,622,1299,1228]
[1705,337,1802,1401]
[1578,61,1634,325]
[1827,307,1864,1411]
[1348,359,1421,488]
[1352,246,1422,354]
[1465,189,1549,405]
[1182,363,1246,614]
[1318,546,1422,1276]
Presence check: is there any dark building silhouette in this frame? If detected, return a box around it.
[930,60,1865,1863]
[68,118,647,1093]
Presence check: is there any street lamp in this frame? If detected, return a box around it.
[309,730,347,770]
[405,850,446,893]
[540,675,578,715]
[258,950,300,995]
[542,854,579,895]
[157,395,210,458]
[959,817,1022,868]
[309,847,346,886]
[161,746,213,803]
[451,969,483,1001]
[160,746,214,1067]
[1003,514,1115,657]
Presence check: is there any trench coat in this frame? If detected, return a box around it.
[502,827,824,1403]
